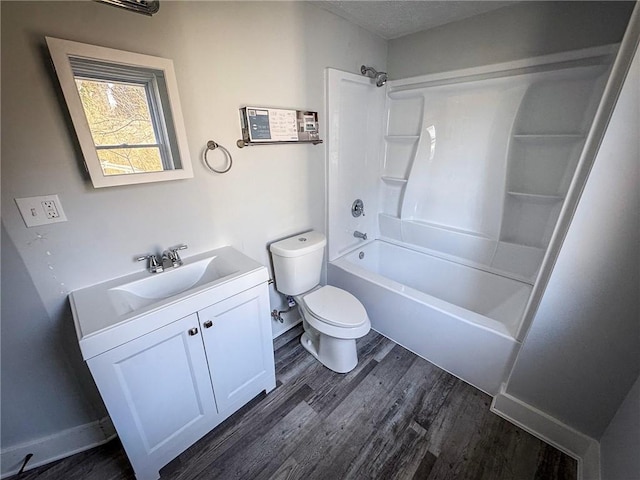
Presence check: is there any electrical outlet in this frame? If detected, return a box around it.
[15,195,68,227]
[42,200,60,219]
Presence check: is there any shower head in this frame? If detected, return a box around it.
[360,65,387,88]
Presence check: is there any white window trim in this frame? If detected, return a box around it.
[46,37,193,188]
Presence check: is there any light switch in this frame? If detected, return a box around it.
[15,195,68,227]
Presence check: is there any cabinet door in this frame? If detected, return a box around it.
[198,284,276,414]
[87,314,218,480]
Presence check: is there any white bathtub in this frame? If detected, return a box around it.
[328,240,530,395]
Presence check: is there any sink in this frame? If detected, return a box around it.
[108,256,238,315]
[69,246,269,360]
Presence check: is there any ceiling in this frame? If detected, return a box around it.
[313,1,516,40]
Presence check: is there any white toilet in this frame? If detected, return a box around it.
[270,231,371,373]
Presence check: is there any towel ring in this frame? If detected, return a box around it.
[203,140,233,174]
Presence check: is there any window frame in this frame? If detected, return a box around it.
[46,37,193,188]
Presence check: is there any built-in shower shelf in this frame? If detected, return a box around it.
[406,219,492,239]
[498,239,546,251]
[384,135,420,142]
[507,191,564,204]
[381,176,408,185]
[512,133,585,141]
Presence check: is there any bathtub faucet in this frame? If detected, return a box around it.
[353,231,368,241]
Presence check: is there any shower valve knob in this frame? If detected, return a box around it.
[352,199,365,217]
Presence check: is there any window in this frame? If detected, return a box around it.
[47,37,193,188]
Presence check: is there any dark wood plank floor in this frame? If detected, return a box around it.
[14,327,577,480]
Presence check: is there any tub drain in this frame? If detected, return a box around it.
[359,251,365,259]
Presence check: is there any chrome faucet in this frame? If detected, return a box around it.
[354,231,368,240]
[137,244,188,273]
[137,254,163,273]
[162,244,188,269]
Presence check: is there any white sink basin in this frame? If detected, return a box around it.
[108,256,238,315]
[69,246,269,360]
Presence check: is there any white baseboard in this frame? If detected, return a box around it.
[491,385,600,480]
[0,416,116,479]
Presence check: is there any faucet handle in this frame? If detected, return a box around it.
[167,244,187,267]
[137,254,163,273]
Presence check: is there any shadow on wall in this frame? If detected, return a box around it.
[0,223,106,448]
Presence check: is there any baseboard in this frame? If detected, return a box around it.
[0,416,116,478]
[491,385,600,480]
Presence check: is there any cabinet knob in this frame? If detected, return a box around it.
[188,327,199,336]
[203,320,213,329]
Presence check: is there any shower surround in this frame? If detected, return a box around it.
[326,45,614,394]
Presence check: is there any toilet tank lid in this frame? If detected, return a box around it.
[269,231,326,257]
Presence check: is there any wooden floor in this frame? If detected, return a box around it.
[15,327,577,480]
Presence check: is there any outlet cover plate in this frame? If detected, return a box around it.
[15,195,68,227]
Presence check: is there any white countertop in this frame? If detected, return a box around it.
[69,246,269,360]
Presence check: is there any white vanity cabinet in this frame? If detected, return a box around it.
[69,247,276,480]
[198,285,275,415]
[87,313,220,480]
[87,283,275,480]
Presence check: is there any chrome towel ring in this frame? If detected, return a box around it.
[203,140,233,174]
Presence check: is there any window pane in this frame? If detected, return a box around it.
[75,79,159,147]
[97,147,164,176]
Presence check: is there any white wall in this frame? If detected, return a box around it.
[1,225,108,445]
[0,0,385,458]
[504,29,640,439]
[600,374,640,480]
[388,1,634,79]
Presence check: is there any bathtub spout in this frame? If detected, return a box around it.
[354,231,368,240]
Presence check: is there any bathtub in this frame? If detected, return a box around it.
[328,240,531,395]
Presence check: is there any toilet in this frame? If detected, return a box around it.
[270,231,371,373]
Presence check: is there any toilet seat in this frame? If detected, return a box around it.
[301,285,368,328]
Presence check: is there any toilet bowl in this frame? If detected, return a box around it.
[269,231,371,373]
[295,285,371,373]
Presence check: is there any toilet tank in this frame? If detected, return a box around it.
[269,231,327,295]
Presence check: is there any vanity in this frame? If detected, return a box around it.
[69,247,276,480]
